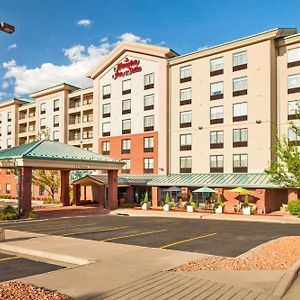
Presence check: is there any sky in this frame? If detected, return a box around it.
[1,0,300,101]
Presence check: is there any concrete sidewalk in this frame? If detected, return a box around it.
[111,208,300,224]
[0,229,291,299]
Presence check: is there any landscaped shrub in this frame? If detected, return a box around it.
[0,205,19,221]
[287,200,300,215]
[26,208,38,219]
[43,199,60,204]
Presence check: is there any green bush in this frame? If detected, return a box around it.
[288,200,300,215]
[0,195,12,199]
[163,193,174,209]
[140,191,151,206]
[188,193,197,209]
[0,205,19,221]
[43,198,60,204]
[26,208,38,219]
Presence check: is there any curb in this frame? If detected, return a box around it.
[0,244,94,266]
[272,257,300,298]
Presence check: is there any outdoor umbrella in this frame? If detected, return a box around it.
[192,186,217,193]
[228,187,252,194]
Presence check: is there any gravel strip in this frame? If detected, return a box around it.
[174,236,300,271]
[0,281,72,300]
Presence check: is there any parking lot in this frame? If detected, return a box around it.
[2,215,300,257]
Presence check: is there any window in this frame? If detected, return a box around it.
[210,106,224,124]
[0,114,2,123]
[6,183,11,194]
[121,139,131,154]
[102,103,111,118]
[233,128,248,147]
[180,133,192,151]
[122,119,131,134]
[288,74,300,93]
[39,185,45,196]
[74,130,81,140]
[210,131,224,149]
[144,73,154,89]
[7,125,11,135]
[7,138,12,148]
[144,94,154,110]
[180,65,192,83]
[83,130,93,139]
[53,99,59,111]
[288,47,300,67]
[180,111,192,128]
[52,130,59,141]
[210,57,224,76]
[102,141,110,155]
[6,169,11,175]
[210,155,224,173]
[233,102,248,122]
[180,156,192,173]
[144,115,154,131]
[144,136,154,152]
[122,159,131,173]
[233,51,247,71]
[102,122,110,136]
[103,84,111,99]
[233,76,247,96]
[180,88,192,105]
[122,99,131,114]
[288,127,300,145]
[288,100,300,120]
[40,103,46,114]
[122,79,131,95]
[210,81,224,100]
[7,111,12,122]
[40,118,46,129]
[233,154,248,172]
[144,158,154,173]
[83,113,93,123]
[53,115,59,127]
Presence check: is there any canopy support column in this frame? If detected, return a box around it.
[20,167,33,214]
[151,186,159,208]
[60,170,70,206]
[73,184,81,206]
[108,170,118,209]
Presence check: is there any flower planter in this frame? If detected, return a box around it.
[141,203,149,210]
[215,205,223,214]
[242,206,251,215]
[163,204,170,212]
[186,205,194,213]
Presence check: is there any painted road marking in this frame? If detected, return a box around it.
[160,232,217,249]
[0,255,20,262]
[31,223,98,232]
[3,220,75,229]
[61,226,129,237]
[101,229,167,242]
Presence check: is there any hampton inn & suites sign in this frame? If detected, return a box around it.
[112,57,142,80]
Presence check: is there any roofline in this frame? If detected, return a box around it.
[278,32,300,47]
[30,83,81,98]
[0,98,28,109]
[68,86,93,95]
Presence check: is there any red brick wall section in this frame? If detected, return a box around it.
[264,189,288,213]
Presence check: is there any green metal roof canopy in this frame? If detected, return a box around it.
[0,140,124,171]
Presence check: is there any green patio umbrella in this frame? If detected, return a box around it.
[228,187,252,194]
[192,186,217,193]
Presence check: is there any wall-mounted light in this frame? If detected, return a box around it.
[159,168,164,171]
[256,120,262,124]
[198,126,203,130]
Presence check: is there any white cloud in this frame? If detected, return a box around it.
[7,43,17,50]
[118,33,151,44]
[1,81,9,89]
[77,19,92,27]
[2,33,150,96]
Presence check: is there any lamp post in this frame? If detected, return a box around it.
[0,22,15,34]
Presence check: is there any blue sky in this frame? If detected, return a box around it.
[1,0,300,100]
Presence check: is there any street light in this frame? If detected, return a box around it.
[0,22,15,34]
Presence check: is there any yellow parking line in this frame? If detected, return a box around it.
[0,256,20,262]
[61,226,129,237]
[32,223,98,232]
[160,232,217,249]
[101,229,167,242]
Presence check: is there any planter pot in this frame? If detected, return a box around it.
[163,204,170,212]
[242,206,251,215]
[215,205,223,214]
[141,203,149,210]
[186,205,194,213]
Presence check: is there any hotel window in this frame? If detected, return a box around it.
[6,169,11,175]
[144,136,154,152]
[102,141,110,155]
[53,115,59,127]
[6,183,11,194]
[180,65,192,83]
[102,103,111,118]
[288,100,300,120]
[53,99,59,112]
[53,131,59,142]
[7,138,12,148]
[40,103,46,114]
[122,79,131,95]
[83,113,93,123]
[7,111,12,122]
[121,139,131,154]
[233,128,248,147]
[233,50,247,71]
[122,159,131,174]
[210,106,224,124]
[103,84,111,99]
[102,122,110,137]
[210,57,224,76]
[233,76,247,96]
[180,88,192,105]
[144,158,154,173]
[233,154,248,173]
[0,114,2,123]
[288,127,300,146]
[233,102,248,122]
[288,74,300,94]
[210,81,224,100]
[180,133,192,151]
[144,115,154,131]
[144,94,154,111]
[210,130,224,149]
[40,118,46,130]
[122,119,131,134]
[180,111,192,128]
[74,114,81,124]
[7,125,12,136]
[210,155,224,173]
[180,156,192,173]
[122,99,131,114]
[144,73,154,89]
[74,130,81,140]
[288,47,300,68]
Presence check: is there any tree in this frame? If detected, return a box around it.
[32,170,60,200]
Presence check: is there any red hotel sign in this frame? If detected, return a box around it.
[112,57,142,80]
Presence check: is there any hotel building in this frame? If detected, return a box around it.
[1,28,300,211]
